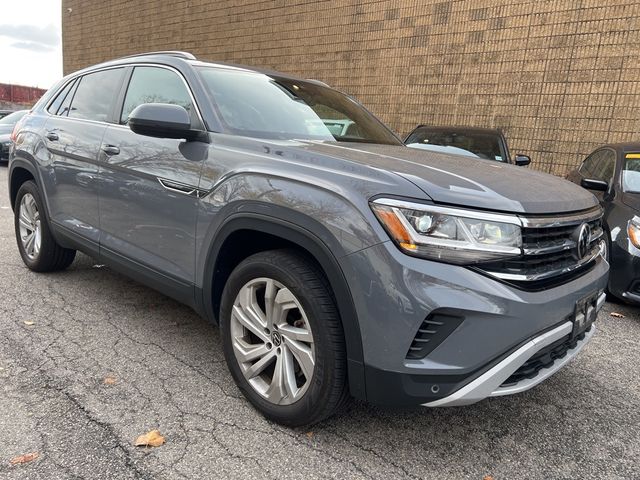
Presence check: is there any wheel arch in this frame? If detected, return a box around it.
[199,213,367,400]
[8,159,38,211]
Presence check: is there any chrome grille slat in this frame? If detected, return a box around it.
[478,207,604,286]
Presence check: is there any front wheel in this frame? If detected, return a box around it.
[14,181,76,272]
[220,249,349,427]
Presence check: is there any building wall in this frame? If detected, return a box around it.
[0,83,47,107]
[62,0,640,176]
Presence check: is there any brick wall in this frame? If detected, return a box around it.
[62,0,640,176]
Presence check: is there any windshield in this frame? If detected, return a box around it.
[406,129,506,162]
[196,67,401,145]
[623,157,640,193]
[0,110,27,125]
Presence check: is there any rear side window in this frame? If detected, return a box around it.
[120,66,195,125]
[67,68,124,122]
[47,79,76,115]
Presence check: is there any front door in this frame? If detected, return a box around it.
[98,66,207,289]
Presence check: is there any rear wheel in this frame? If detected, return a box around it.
[220,249,349,427]
[14,181,76,272]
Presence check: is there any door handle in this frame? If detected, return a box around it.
[101,144,120,156]
[45,131,59,141]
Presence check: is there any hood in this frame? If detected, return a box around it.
[295,142,598,214]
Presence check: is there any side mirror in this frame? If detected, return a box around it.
[580,178,609,191]
[128,103,204,141]
[514,154,531,166]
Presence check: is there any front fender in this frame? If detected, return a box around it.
[198,211,368,400]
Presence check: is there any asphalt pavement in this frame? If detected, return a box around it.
[0,165,638,480]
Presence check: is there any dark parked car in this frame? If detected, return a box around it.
[0,109,16,119]
[405,125,531,166]
[567,143,640,303]
[0,110,28,163]
[8,52,607,426]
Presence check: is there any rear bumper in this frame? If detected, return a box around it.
[423,293,600,407]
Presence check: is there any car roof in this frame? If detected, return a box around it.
[409,125,503,136]
[600,142,640,154]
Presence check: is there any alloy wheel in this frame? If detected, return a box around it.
[230,277,315,405]
[18,193,42,260]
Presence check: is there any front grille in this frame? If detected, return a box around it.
[500,327,590,386]
[405,313,463,360]
[477,208,603,289]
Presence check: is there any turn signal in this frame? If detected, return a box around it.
[628,219,640,249]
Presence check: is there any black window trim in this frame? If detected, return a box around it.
[46,77,77,116]
[43,63,205,130]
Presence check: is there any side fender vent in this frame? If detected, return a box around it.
[406,313,464,360]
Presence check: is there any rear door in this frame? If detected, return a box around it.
[98,65,207,296]
[42,67,125,245]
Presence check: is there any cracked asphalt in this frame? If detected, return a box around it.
[0,165,639,480]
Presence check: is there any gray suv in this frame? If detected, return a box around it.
[8,52,608,426]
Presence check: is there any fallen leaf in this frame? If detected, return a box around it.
[482,476,494,480]
[23,321,34,326]
[10,452,39,465]
[104,375,117,385]
[306,431,314,438]
[610,312,625,318]
[134,430,165,447]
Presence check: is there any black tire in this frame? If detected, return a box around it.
[14,180,76,272]
[220,249,349,427]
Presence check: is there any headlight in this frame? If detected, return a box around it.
[628,217,640,249]
[370,198,522,264]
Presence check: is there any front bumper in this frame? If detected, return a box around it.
[424,296,601,406]
[344,241,608,407]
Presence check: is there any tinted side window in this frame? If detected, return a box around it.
[405,129,427,145]
[597,150,616,183]
[580,150,616,183]
[579,151,603,178]
[120,66,194,125]
[57,80,79,117]
[68,68,124,122]
[47,79,76,115]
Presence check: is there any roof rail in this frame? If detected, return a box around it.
[115,51,196,61]
[306,78,330,87]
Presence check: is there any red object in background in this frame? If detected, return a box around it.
[0,83,46,105]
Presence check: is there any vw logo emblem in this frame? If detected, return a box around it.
[574,223,591,260]
[271,331,282,347]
